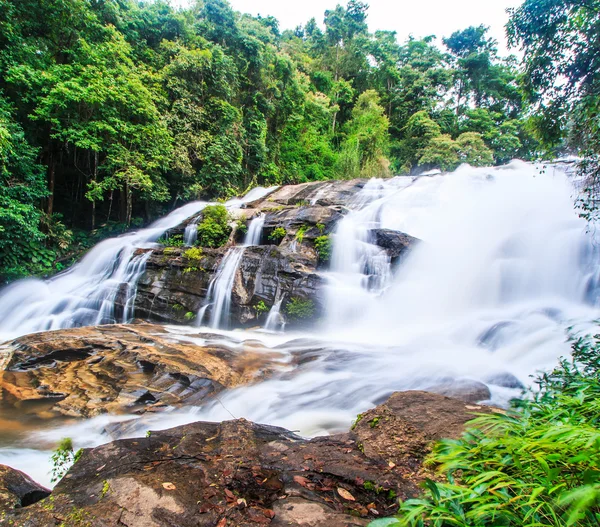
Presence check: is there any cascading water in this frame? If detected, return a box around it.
[197,213,268,328]
[2,162,600,485]
[264,298,285,332]
[0,187,276,342]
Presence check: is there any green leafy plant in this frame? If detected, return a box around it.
[183,246,203,261]
[314,235,332,263]
[196,205,232,248]
[158,234,185,247]
[184,311,195,321]
[268,227,287,243]
[236,219,248,235]
[285,297,315,320]
[50,438,82,483]
[372,332,600,527]
[253,300,269,315]
[295,225,309,243]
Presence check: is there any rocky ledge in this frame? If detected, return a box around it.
[131,179,420,329]
[0,323,284,419]
[0,391,496,527]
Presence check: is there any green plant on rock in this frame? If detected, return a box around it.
[183,247,203,261]
[196,205,232,248]
[314,235,332,263]
[295,225,309,244]
[268,227,287,243]
[253,300,269,315]
[158,234,185,248]
[236,219,248,235]
[172,303,184,312]
[316,223,326,234]
[370,332,600,527]
[51,438,82,483]
[184,311,195,321]
[285,297,315,320]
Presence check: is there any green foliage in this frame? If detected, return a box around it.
[268,227,287,243]
[285,297,315,321]
[253,300,269,315]
[456,132,494,167]
[376,333,600,527]
[236,219,248,235]
[295,225,308,243]
[50,438,82,483]
[184,311,195,321]
[419,135,460,171]
[314,235,332,263]
[183,247,203,261]
[158,234,185,248]
[196,205,231,248]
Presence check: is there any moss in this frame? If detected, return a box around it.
[183,246,203,261]
[316,222,326,234]
[351,413,364,431]
[314,235,331,263]
[100,480,110,499]
[369,416,381,428]
[285,297,315,320]
[184,311,195,321]
[172,303,184,312]
[268,227,287,243]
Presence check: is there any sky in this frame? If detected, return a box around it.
[175,0,525,55]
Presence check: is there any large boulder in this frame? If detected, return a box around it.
[0,324,283,418]
[0,391,496,526]
[0,465,49,510]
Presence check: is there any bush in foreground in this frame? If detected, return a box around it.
[371,333,600,527]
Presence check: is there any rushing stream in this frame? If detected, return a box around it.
[1,161,599,487]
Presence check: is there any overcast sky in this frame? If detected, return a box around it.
[175,0,525,55]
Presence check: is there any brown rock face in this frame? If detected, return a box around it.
[0,465,49,510]
[0,391,492,526]
[0,324,283,418]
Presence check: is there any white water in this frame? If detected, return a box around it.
[0,187,276,343]
[197,213,267,328]
[264,298,285,332]
[1,162,600,486]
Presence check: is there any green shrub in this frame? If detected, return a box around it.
[196,205,232,248]
[157,234,185,247]
[236,219,248,235]
[184,311,195,321]
[285,297,315,320]
[314,235,332,263]
[295,225,308,243]
[371,333,600,527]
[268,227,287,243]
[183,246,203,261]
[51,437,82,483]
[254,300,269,315]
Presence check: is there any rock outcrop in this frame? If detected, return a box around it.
[0,324,284,418]
[133,179,420,329]
[0,391,495,526]
[0,465,49,510]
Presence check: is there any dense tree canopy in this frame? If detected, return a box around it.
[0,0,556,281]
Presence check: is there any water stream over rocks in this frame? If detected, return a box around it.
[1,161,599,487]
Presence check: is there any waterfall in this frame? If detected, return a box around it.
[184,221,200,246]
[0,187,277,342]
[244,214,265,246]
[264,298,285,332]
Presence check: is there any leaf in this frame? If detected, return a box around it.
[162,482,176,490]
[337,487,355,501]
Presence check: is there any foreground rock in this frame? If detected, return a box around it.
[0,466,49,510]
[0,324,283,418]
[0,391,494,526]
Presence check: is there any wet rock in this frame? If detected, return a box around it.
[485,372,525,390]
[1,390,490,526]
[0,465,50,510]
[352,391,495,469]
[426,378,492,403]
[0,324,283,418]
[368,229,420,261]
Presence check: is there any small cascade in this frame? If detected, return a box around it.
[198,247,246,329]
[0,187,277,342]
[244,214,265,246]
[264,298,285,332]
[184,221,200,246]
